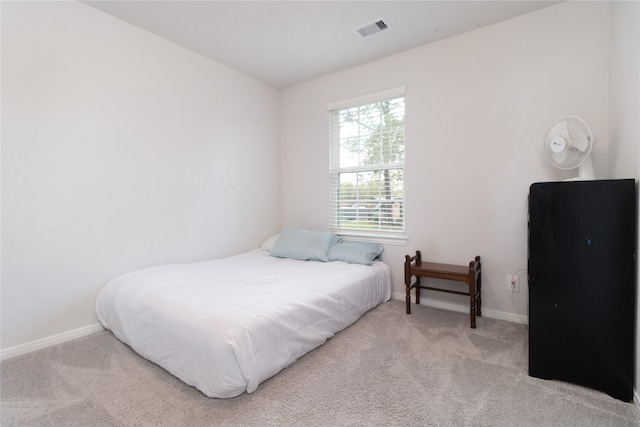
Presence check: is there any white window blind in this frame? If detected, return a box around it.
[329,89,405,240]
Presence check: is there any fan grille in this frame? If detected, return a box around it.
[544,116,594,170]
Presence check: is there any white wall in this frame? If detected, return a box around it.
[280,2,610,322]
[608,0,640,403]
[1,1,281,353]
[609,1,640,180]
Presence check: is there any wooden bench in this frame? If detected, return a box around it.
[404,251,482,328]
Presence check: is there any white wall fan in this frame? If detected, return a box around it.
[544,116,596,180]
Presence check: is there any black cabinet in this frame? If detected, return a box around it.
[528,179,636,402]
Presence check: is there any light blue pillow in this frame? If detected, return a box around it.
[270,229,341,262]
[327,242,384,265]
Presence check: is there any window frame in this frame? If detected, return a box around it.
[328,87,407,245]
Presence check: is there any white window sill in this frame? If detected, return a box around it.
[332,230,408,246]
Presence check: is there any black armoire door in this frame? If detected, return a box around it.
[528,179,636,402]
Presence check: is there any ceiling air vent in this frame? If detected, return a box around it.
[353,18,391,39]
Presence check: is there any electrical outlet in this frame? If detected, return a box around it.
[506,275,520,292]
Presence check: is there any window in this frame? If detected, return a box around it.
[329,87,405,243]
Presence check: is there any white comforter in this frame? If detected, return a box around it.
[96,249,391,398]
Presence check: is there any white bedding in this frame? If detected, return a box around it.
[95,249,391,398]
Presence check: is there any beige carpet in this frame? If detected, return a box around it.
[1,300,639,426]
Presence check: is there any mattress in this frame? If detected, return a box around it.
[95,249,391,398]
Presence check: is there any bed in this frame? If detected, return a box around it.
[95,230,391,398]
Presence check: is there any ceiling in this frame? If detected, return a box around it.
[84,1,560,88]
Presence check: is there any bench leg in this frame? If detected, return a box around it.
[469,295,476,329]
[405,283,411,314]
[477,273,482,318]
[469,279,477,329]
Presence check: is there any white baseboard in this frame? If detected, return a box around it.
[1,295,526,362]
[3,294,525,362]
[0,323,105,362]
[391,292,528,325]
